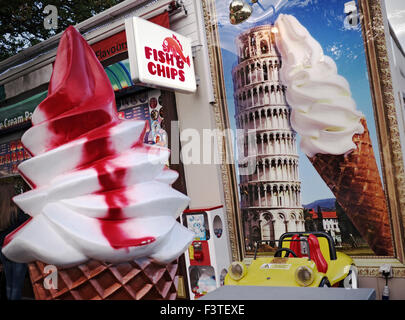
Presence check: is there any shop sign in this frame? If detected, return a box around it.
[0,111,32,131]
[125,17,196,94]
[0,91,47,134]
[91,12,170,62]
[92,31,127,62]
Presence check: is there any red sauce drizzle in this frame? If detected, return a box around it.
[19,26,156,251]
[81,121,155,250]
[48,109,112,152]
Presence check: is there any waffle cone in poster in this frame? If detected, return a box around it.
[28,258,180,300]
[309,118,393,256]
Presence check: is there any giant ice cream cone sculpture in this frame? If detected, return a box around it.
[274,14,393,256]
[1,26,194,299]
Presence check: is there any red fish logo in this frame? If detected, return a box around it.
[162,34,190,67]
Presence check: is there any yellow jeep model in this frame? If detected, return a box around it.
[225,232,358,288]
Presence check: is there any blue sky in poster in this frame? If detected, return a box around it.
[215,0,382,205]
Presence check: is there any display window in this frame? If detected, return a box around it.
[0,139,31,178]
[188,265,216,298]
[183,212,210,241]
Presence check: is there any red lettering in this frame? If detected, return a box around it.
[166,66,171,78]
[153,49,158,62]
[157,64,166,77]
[158,51,165,63]
[179,70,185,82]
[176,57,184,69]
[171,68,178,80]
[166,53,174,66]
[148,62,156,75]
[145,47,152,60]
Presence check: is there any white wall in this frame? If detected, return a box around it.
[172,0,224,208]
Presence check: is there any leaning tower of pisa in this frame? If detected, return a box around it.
[232,25,305,251]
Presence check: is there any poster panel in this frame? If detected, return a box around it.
[208,0,403,259]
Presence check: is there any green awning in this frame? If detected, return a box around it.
[0,91,47,133]
[105,59,133,91]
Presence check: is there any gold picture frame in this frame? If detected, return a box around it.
[201,0,405,275]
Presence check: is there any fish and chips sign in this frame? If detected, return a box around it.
[125,17,196,93]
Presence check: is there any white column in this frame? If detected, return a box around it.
[290,162,294,181]
[263,133,269,154]
[281,137,286,154]
[260,160,266,181]
[292,190,296,208]
[275,163,279,180]
[260,134,264,155]
[270,110,274,128]
[277,137,281,154]
[283,162,287,181]
[289,189,293,207]
[258,110,262,129]
[274,61,279,81]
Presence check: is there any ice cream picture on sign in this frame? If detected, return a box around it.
[274,14,393,256]
[1,25,194,267]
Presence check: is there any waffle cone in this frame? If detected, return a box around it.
[309,118,393,256]
[28,258,180,300]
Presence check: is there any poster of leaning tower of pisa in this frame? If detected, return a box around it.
[232,25,305,251]
[214,0,390,257]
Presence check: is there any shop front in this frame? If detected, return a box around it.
[1,0,405,300]
[0,0,231,300]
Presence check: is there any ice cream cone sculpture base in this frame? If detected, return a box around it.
[28,258,180,300]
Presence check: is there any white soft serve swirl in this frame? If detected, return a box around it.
[274,14,364,158]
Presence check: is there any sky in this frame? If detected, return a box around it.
[215,0,382,205]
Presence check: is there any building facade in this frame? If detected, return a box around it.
[232,25,305,250]
[308,209,342,247]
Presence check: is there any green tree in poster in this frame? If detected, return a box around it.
[303,208,315,232]
[316,205,324,232]
[0,0,125,62]
[335,200,363,247]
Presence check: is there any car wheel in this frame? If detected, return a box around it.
[319,277,331,287]
[343,265,358,289]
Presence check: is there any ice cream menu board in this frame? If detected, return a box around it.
[0,139,31,177]
[117,89,168,148]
